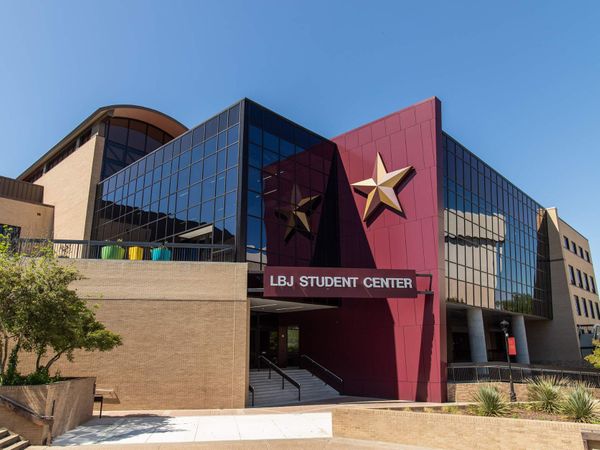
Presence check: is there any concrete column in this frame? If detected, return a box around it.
[512,315,530,364]
[467,308,488,363]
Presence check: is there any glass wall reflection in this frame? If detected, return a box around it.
[92,103,241,253]
[443,133,551,318]
[243,101,337,270]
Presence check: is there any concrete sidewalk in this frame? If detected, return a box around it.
[35,398,445,448]
[51,413,331,446]
[36,437,439,449]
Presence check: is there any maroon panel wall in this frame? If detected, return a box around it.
[281,97,446,401]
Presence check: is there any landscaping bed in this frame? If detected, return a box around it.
[408,403,595,423]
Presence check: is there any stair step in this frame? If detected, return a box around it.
[3,441,29,450]
[0,430,7,439]
[250,367,340,407]
[0,434,19,448]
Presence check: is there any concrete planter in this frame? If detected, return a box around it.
[0,377,95,445]
[332,406,600,450]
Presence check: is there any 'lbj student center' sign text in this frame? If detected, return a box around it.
[264,266,418,299]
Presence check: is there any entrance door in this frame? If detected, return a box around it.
[250,312,300,368]
[286,325,300,367]
[276,324,300,368]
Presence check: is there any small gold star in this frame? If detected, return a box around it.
[352,152,413,222]
[276,185,321,241]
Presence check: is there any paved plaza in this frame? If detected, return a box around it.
[52,412,331,446]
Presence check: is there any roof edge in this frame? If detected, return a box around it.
[18,104,188,181]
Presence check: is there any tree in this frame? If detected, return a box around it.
[585,340,600,369]
[0,229,122,384]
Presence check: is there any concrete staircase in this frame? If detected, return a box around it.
[0,429,29,450]
[249,368,340,407]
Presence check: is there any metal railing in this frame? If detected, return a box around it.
[300,354,343,393]
[15,239,236,263]
[248,384,255,407]
[258,355,301,401]
[448,363,600,387]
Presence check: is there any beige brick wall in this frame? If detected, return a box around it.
[0,377,94,439]
[0,196,54,238]
[34,134,104,240]
[19,260,249,411]
[528,208,582,364]
[333,406,599,450]
[0,402,50,445]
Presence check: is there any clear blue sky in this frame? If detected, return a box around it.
[1,1,599,255]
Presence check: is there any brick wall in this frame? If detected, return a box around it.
[0,402,50,445]
[0,377,94,439]
[333,406,599,450]
[18,260,249,410]
[0,196,54,238]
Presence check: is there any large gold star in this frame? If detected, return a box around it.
[275,185,321,241]
[352,153,413,221]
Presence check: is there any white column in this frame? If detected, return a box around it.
[512,315,530,364]
[467,308,488,363]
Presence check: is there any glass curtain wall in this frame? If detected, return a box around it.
[443,133,552,318]
[243,100,337,270]
[101,118,175,180]
[92,103,241,255]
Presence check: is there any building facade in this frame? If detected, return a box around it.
[3,96,595,408]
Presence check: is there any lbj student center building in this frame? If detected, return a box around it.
[1,97,598,409]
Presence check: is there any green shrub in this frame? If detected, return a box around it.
[527,376,564,413]
[561,386,599,423]
[0,368,61,386]
[472,385,510,417]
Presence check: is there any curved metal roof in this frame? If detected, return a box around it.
[18,104,188,181]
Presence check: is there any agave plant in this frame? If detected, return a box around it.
[526,376,564,413]
[473,385,511,417]
[561,385,599,423]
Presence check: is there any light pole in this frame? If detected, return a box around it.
[500,319,517,402]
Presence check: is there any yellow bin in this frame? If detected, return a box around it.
[128,246,144,260]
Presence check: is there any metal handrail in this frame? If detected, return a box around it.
[18,238,233,250]
[448,363,600,387]
[258,355,301,401]
[0,394,54,426]
[15,239,236,262]
[300,354,343,392]
[248,384,255,407]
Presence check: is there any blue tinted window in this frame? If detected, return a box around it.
[205,136,217,155]
[247,190,262,217]
[178,167,190,188]
[216,172,226,196]
[225,191,237,217]
[180,150,191,168]
[202,177,215,202]
[249,126,262,145]
[249,144,261,167]
[215,196,225,219]
[226,167,238,192]
[227,143,239,167]
[189,182,201,207]
[217,150,227,173]
[190,162,202,185]
[227,124,239,144]
[191,144,203,163]
[264,132,278,152]
[218,131,227,150]
[204,154,217,178]
[201,199,214,223]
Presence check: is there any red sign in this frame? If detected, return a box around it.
[507,337,517,356]
[263,266,418,299]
